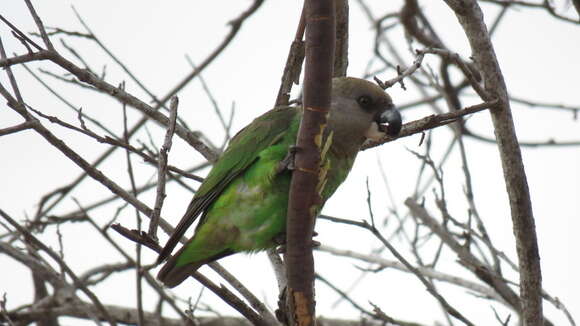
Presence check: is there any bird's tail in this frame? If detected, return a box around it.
[157,249,235,288]
[157,255,205,288]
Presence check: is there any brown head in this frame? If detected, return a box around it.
[327,77,402,154]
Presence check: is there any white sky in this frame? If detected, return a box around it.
[1,1,579,325]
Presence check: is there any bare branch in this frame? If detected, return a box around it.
[0,51,51,67]
[317,244,507,304]
[318,214,475,326]
[285,1,335,325]
[209,263,279,325]
[4,301,387,326]
[480,0,580,24]
[374,51,425,90]
[0,210,118,326]
[0,121,35,136]
[442,2,544,325]
[23,0,54,50]
[0,14,43,50]
[110,224,272,326]
[363,99,497,149]
[275,3,306,106]
[148,96,179,240]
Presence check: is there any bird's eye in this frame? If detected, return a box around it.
[357,95,372,107]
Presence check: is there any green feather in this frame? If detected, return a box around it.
[156,77,399,287]
[157,106,355,287]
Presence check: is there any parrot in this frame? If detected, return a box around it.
[156,77,402,287]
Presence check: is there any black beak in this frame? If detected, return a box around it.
[378,109,402,136]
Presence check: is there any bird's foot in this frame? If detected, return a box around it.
[272,233,286,246]
[275,239,321,254]
[272,231,318,246]
[275,145,298,174]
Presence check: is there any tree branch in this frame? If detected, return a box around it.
[0,210,118,326]
[362,99,497,149]
[285,1,335,325]
[442,2,544,325]
[148,96,179,240]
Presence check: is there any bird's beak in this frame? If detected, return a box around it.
[378,108,402,136]
[364,107,402,141]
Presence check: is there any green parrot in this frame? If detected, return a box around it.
[156,77,401,287]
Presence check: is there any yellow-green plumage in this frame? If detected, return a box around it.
[157,77,401,287]
[179,107,300,258]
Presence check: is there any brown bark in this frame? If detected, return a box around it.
[443,1,543,325]
[333,0,348,77]
[5,303,385,326]
[285,0,335,325]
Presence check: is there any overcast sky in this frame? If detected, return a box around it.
[1,1,579,325]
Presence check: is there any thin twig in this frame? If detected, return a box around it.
[275,2,306,106]
[111,223,270,326]
[209,262,278,325]
[404,198,554,326]
[363,99,497,149]
[316,243,506,304]
[23,0,54,50]
[374,51,425,90]
[480,0,580,25]
[267,249,287,294]
[149,96,179,240]
[0,38,24,104]
[0,121,35,136]
[57,162,208,220]
[119,89,146,326]
[318,213,475,326]
[0,210,118,326]
[0,14,43,50]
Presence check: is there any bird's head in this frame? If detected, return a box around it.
[328,77,402,152]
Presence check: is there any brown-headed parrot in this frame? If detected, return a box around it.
[157,77,402,287]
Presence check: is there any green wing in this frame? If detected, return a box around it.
[157,105,299,263]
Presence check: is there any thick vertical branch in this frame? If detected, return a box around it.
[333,0,348,77]
[285,0,335,325]
[443,1,543,326]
